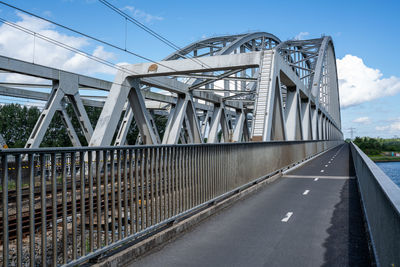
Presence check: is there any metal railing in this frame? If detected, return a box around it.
[350,142,400,267]
[0,140,341,266]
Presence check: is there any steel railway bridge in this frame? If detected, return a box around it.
[0,33,399,267]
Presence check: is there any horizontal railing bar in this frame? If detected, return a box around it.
[0,139,338,155]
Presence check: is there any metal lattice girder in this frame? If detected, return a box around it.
[285,87,303,141]
[300,98,312,140]
[65,93,94,142]
[114,105,134,146]
[89,75,159,146]
[59,104,82,147]
[126,52,262,78]
[311,105,318,140]
[207,103,230,143]
[24,72,94,148]
[25,82,64,148]
[164,32,281,60]
[232,109,249,142]
[200,110,211,138]
[127,79,160,144]
[0,32,344,146]
[162,93,202,144]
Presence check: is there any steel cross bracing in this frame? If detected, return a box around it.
[0,32,343,148]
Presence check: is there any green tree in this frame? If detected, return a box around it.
[0,103,168,147]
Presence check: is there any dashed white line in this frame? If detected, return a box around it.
[320,169,325,173]
[281,212,293,222]
[303,190,310,195]
[314,177,319,181]
[325,164,328,167]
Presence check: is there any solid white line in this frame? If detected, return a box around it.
[303,190,310,195]
[314,177,319,181]
[320,169,324,173]
[281,212,293,222]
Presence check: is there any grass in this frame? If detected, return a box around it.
[0,180,34,191]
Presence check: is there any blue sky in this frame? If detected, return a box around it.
[0,0,399,139]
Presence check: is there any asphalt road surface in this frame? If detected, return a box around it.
[129,143,371,267]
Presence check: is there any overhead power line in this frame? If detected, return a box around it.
[0,1,249,96]
[0,1,175,68]
[98,0,252,94]
[98,0,213,68]
[0,17,188,94]
[98,0,181,52]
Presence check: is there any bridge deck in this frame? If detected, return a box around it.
[129,143,371,267]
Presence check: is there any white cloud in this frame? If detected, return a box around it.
[337,55,400,107]
[375,126,389,131]
[42,10,53,18]
[294,32,309,40]
[123,6,163,23]
[0,12,117,82]
[375,118,400,132]
[352,116,371,124]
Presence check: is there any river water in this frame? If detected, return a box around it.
[375,162,400,187]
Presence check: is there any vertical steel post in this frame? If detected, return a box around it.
[2,155,8,267]
[16,155,22,267]
[134,149,140,232]
[140,149,145,230]
[103,150,109,246]
[123,149,129,236]
[28,154,35,267]
[150,148,155,226]
[111,149,116,242]
[40,154,47,266]
[117,150,122,239]
[88,151,94,252]
[62,153,68,264]
[71,152,77,260]
[51,153,57,266]
[80,151,86,256]
[155,148,160,223]
[96,150,102,248]
[129,149,135,235]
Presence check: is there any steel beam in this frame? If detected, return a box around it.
[126,52,262,77]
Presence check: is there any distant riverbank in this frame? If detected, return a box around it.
[369,155,400,162]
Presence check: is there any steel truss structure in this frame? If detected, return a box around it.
[0,32,342,148]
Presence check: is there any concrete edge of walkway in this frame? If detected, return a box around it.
[93,144,342,267]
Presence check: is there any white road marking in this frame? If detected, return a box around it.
[320,169,324,173]
[283,175,355,180]
[281,212,293,222]
[325,164,328,167]
[328,161,331,164]
[314,177,319,181]
[303,190,310,195]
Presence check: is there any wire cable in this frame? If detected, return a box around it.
[0,1,177,69]
[0,1,248,97]
[98,0,213,68]
[0,17,190,95]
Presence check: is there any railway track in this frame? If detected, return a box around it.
[0,178,157,242]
